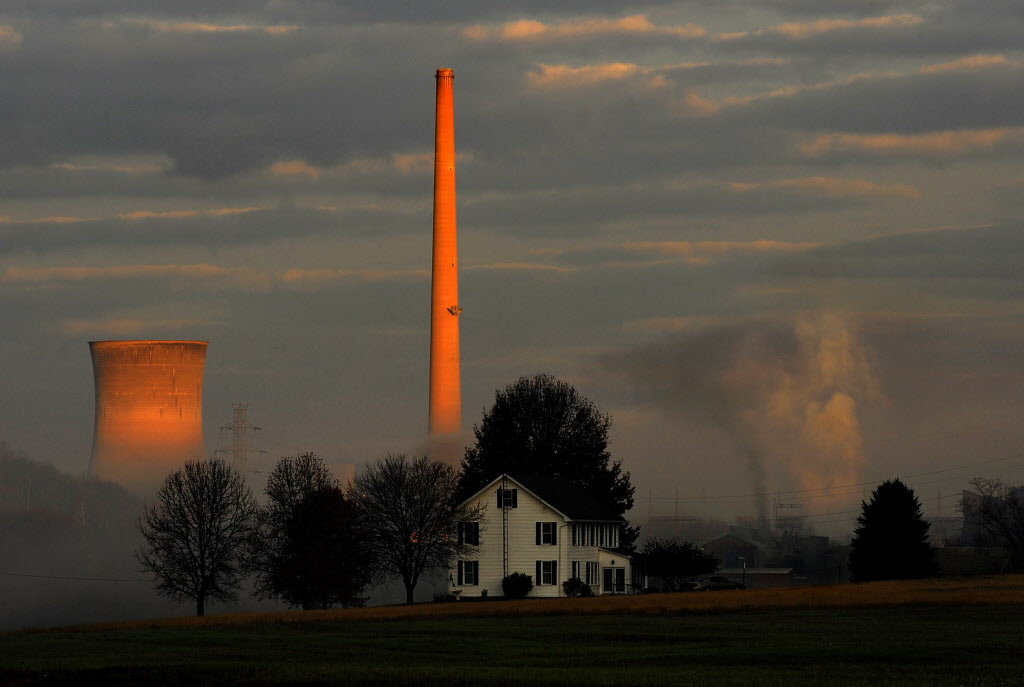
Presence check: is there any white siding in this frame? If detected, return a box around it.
[451,476,634,598]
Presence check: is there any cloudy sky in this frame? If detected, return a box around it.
[2,1,1023,534]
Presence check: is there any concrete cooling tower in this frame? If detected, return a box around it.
[89,340,208,493]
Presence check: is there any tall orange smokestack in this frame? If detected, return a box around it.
[89,340,208,493]
[428,67,461,457]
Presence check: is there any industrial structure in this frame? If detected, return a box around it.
[428,67,462,461]
[88,340,208,492]
[215,402,264,476]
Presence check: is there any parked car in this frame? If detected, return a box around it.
[696,576,746,591]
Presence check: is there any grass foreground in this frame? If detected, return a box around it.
[2,576,1024,686]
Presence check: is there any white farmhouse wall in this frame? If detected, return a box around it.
[452,477,634,598]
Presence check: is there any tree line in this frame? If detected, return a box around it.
[134,374,1024,616]
[138,374,634,615]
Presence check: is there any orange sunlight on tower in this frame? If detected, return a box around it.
[428,68,462,460]
[89,340,208,493]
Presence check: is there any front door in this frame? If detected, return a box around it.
[603,568,626,594]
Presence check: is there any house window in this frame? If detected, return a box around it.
[571,561,581,580]
[457,560,479,586]
[496,488,518,509]
[536,560,557,586]
[585,561,599,587]
[458,521,480,546]
[536,521,557,545]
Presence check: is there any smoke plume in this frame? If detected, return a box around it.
[606,312,881,512]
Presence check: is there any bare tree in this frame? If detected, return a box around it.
[350,453,479,604]
[965,478,1024,566]
[137,459,257,616]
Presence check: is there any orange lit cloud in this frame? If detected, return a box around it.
[525,62,645,90]
[920,54,1019,74]
[280,268,428,286]
[462,14,706,43]
[681,70,899,116]
[718,13,923,40]
[1,263,435,292]
[623,239,821,265]
[52,159,169,174]
[119,19,299,35]
[801,128,1024,156]
[266,153,472,179]
[0,264,269,289]
[0,206,266,224]
[467,262,574,273]
[526,57,784,92]
[118,206,263,220]
[0,25,24,47]
[0,215,92,224]
[732,176,920,200]
[268,160,323,178]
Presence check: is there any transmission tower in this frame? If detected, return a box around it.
[215,402,265,475]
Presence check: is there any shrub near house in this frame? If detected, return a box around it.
[451,473,639,598]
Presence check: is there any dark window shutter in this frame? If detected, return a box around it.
[457,522,464,545]
[536,522,541,545]
[473,522,480,545]
[552,561,558,584]
[512,490,518,508]
[536,560,542,586]
[497,489,503,508]
[457,560,463,586]
[551,522,557,546]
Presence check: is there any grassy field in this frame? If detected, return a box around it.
[2,577,1024,686]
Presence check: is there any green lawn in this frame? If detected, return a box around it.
[2,604,1023,686]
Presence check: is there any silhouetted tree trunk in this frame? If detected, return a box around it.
[350,454,479,605]
[137,459,257,617]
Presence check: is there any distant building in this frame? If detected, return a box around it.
[701,534,767,568]
[717,567,800,588]
[451,474,640,597]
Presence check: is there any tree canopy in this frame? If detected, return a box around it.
[350,453,478,604]
[848,478,935,583]
[459,374,634,523]
[137,459,257,616]
[255,453,371,609]
[964,477,1024,567]
[642,538,720,592]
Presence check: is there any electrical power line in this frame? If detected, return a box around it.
[0,571,148,583]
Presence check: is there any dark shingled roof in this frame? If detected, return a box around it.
[509,473,624,522]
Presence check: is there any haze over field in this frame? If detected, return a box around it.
[2,0,1023,536]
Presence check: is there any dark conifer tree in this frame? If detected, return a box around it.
[849,478,935,582]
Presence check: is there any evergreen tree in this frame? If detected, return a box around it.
[849,478,935,582]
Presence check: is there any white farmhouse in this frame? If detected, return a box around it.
[451,473,638,597]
